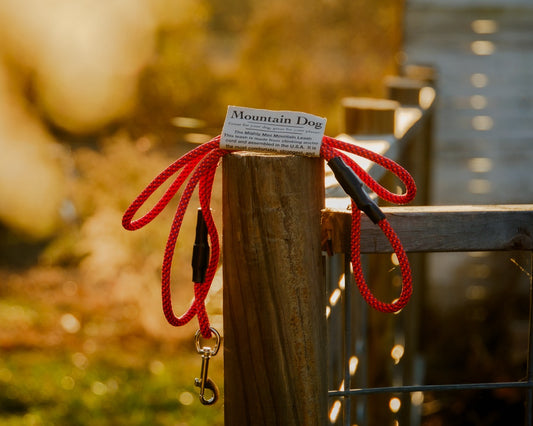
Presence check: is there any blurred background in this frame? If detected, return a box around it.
[0,0,403,424]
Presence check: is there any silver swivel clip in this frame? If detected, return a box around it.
[194,327,221,405]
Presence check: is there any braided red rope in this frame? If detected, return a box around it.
[122,135,416,337]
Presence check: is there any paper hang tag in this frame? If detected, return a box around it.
[220,106,327,157]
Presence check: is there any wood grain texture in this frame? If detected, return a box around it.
[223,152,326,426]
[322,205,533,254]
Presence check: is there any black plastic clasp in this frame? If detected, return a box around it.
[328,156,386,224]
[192,209,210,283]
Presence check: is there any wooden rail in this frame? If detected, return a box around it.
[322,205,533,254]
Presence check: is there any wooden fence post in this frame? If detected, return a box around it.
[385,75,435,205]
[402,63,438,86]
[341,97,401,425]
[342,97,399,135]
[222,152,326,426]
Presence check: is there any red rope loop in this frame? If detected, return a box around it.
[122,135,416,336]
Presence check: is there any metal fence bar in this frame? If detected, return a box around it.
[326,254,343,424]
[524,250,533,426]
[343,257,352,425]
[329,381,533,397]
[354,257,369,425]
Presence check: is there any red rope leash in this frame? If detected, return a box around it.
[122,135,416,337]
[320,136,416,313]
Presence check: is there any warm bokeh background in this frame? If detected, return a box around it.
[0,0,403,424]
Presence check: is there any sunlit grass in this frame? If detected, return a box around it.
[0,347,224,425]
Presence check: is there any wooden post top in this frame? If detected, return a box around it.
[384,76,428,106]
[341,97,399,135]
[402,63,438,85]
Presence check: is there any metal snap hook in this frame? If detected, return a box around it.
[194,327,221,405]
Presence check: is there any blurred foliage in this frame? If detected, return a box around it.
[130,0,404,138]
[0,0,404,424]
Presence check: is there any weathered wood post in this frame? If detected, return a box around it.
[385,75,436,426]
[341,97,400,425]
[385,75,435,205]
[222,152,327,425]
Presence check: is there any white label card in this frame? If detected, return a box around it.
[220,106,326,157]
